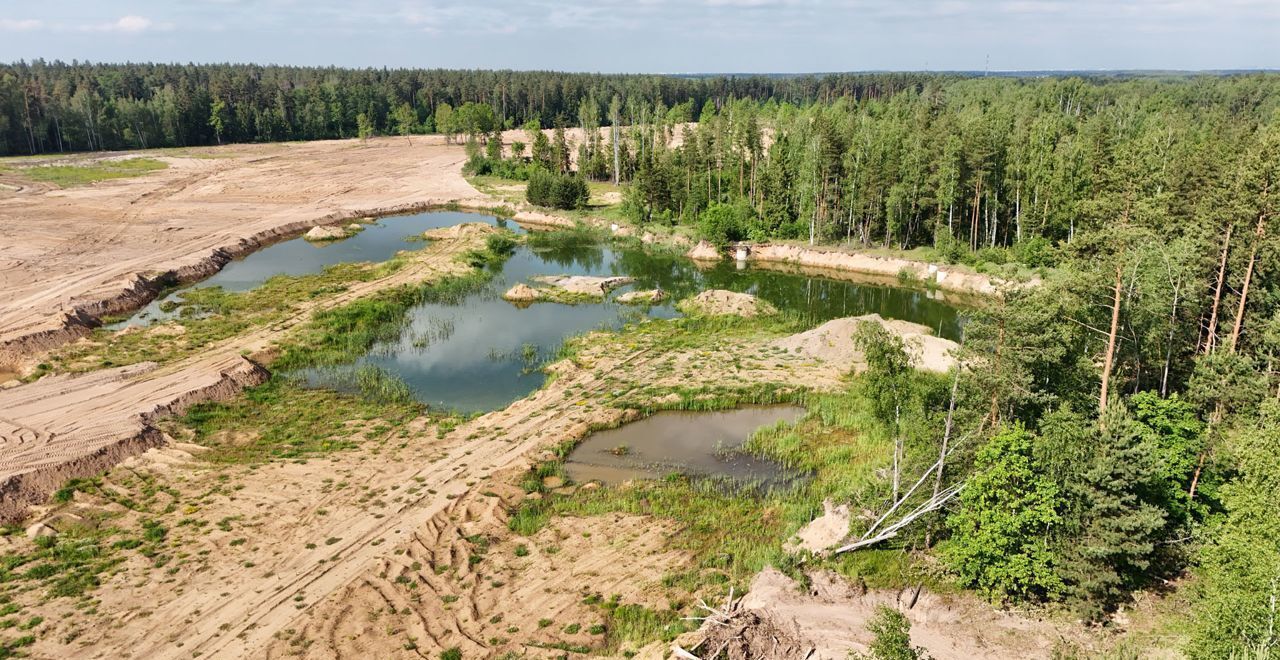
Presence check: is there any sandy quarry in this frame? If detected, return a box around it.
[0,222,493,521]
[0,136,1086,659]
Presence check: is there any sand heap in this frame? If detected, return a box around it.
[785,499,852,555]
[502,283,540,302]
[303,225,349,241]
[503,275,634,304]
[686,240,722,261]
[422,222,497,240]
[616,289,668,305]
[677,289,777,318]
[770,314,957,373]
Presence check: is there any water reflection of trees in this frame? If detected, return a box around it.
[612,250,964,340]
[531,242,606,270]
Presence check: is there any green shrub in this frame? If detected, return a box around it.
[697,201,755,246]
[526,169,589,210]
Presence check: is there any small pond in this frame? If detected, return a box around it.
[563,406,808,488]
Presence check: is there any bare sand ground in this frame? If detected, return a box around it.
[11,316,1020,659]
[0,136,491,369]
[16,308,908,659]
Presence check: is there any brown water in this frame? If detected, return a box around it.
[563,406,807,488]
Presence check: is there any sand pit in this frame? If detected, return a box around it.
[0,227,487,522]
[678,289,778,317]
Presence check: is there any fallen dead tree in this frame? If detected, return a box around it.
[833,429,971,555]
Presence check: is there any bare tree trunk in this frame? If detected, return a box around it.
[1015,183,1022,243]
[1228,210,1268,353]
[934,369,960,501]
[1099,262,1124,414]
[1203,222,1234,354]
[1161,287,1181,397]
[892,403,902,503]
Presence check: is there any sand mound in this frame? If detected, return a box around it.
[303,225,348,241]
[616,289,668,305]
[532,275,634,295]
[687,240,722,261]
[678,290,777,317]
[422,222,497,240]
[502,283,541,302]
[786,499,851,555]
[771,314,957,373]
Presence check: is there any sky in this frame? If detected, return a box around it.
[0,0,1277,73]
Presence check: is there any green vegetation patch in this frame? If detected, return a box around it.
[18,157,168,187]
[174,376,422,464]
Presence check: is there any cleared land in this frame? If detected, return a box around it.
[0,137,1094,659]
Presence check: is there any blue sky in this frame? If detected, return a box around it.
[1,0,1277,72]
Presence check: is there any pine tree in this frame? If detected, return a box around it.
[1056,402,1166,620]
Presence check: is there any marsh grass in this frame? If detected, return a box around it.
[176,376,421,464]
[16,157,168,187]
[524,222,612,252]
[273,270,493,370]
[506,371,954,632]
[49,260,405,373]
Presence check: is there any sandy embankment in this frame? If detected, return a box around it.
[0,224,494,523]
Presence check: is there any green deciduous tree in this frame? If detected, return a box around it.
[947,423,1064,603]
[1188,402,1280,659]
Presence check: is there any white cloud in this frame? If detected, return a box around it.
[83,15,157,33]
[0,18,44,31]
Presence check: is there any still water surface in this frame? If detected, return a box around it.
[114,210,965,412]
[563,406,808,488]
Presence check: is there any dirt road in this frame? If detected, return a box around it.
[0,137,489,368]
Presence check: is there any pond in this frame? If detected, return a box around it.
[113,210,966,412]
[562,405,808,488]
[108,210,521,328]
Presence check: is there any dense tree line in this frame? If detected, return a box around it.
[0,60,942,156]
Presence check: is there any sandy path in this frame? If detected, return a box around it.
[0,226,489,521]
[0,137,490,367]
